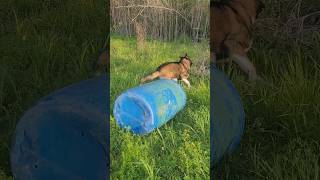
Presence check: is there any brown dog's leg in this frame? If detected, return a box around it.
[225,41,258,81]
[140,71,160,84]
[244,40,253,52]
[232,54,258,81]
[181,78,191,88]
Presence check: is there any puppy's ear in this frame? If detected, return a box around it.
[185,53,190,59]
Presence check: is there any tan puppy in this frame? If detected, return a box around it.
[140,54,193,87]
[98,50,109,70]
[211,0,265,81]
[95,50,109,75]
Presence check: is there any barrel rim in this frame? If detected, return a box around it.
[113,92,154,135]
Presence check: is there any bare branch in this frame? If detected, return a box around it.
[114,5,192,26]
[131,7,146,23]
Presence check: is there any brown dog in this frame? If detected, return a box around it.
[95,50,109,75]
[211,0,265,81]
[140,54,193,87]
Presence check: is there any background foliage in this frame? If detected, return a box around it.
[111,0,209,42]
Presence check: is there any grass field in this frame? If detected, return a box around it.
[213,32,320,179]
[211,0,320,178]
[110,35,210,179]
[0,1,108,178]
[1,0,319,179]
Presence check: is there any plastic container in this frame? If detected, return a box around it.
[211,67,245,164]
[113,79,186,135]
[10,75,108,180]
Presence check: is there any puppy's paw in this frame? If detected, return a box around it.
[248,75,268,87]
[185,83,191,89]
[256,76,264,82]
[140,79,146,84]
[248,74,262,82]
[182,84,191,89]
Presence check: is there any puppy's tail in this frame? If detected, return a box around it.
[140,71,160,84]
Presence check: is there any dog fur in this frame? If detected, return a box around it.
[94,50,109,76]
[140,54,193,87]
[211,0,265,81]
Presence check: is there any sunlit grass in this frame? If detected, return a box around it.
[110,36,210,179]
[213,34,320,179]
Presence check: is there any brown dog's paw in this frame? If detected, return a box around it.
[140,78,146,84]
[248,73,263,82]
[248,75,267,87]
[256,76,263,81]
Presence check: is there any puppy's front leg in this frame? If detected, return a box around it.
[244,40,253,52]
[232,54,258,81]
[225,40,258,81]
[181,78,191,88]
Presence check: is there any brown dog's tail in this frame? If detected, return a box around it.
[140,71,160,84]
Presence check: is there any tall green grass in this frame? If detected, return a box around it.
[212,0,320,177]
[1,0,319,179]
[0,0,108,177]
[110,35,210,179]
[213,31,320,179]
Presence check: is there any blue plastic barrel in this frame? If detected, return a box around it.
[113,79,186,135]
[211,67,245,164]
[10,75,108,180]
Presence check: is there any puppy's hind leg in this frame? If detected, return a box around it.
[140,71,160,84]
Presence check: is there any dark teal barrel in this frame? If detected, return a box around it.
[211,67,245,164]
[113,79,186,135]
[10,75,108,180]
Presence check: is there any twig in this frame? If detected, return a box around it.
[131,7,146,23]
[114,5,192,26]
[301,11,320,20]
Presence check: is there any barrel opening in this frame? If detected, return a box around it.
[114,94,154,133]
